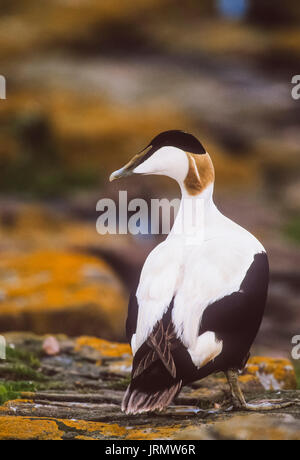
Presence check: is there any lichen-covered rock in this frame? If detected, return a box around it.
[0,333,299,440]
[0,252,126,339]
[75,336,131,359]
[0,88,186,196]
[0,412,197,441]
[176,412,300,441]
[177,357,297,408]
[0,416,63,441]
[244,357,297,391]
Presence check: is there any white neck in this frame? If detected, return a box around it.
[168,183,224,244]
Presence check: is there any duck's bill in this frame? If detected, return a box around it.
[109,166,134,182]
[109,146,152,182]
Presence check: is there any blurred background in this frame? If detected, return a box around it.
[0,0,299,365]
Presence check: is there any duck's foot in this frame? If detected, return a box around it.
[234,399,295,412]
[225,369,300,412]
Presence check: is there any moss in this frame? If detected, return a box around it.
[293,361,300,389]
[6,346,40,369]
[0,379,64,406]
[106,377,131,391]
[283,217,300,245]
[0,345,46,383]
[0,363,46,382]
[0,381,37,405]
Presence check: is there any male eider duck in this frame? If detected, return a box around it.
[110,130,293,414]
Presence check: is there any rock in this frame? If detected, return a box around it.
[75,336,131,361]
[0,88,186,196]
[0,252,126,340]
[0,333,299,440]
[176,412,300,441]
[0,0,169,60]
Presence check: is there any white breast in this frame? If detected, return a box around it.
[134,215,265,355]
[135,238,184,351]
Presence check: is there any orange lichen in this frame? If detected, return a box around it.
[125,425,183,440]
[61,419,183,440]
[3,399,33,406]
[238,374,259,384]
[1,399,37,415]
[246,357,297,390]
[61,419,127,437]
[0,251,123,311]
[75,336,131,358]
[0,250,126,337]
[75,435,97,440]
[0,416,63,440]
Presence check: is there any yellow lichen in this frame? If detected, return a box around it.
[75,336,131,358]
[0,416,63,440]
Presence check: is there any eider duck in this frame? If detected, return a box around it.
[110,130,292,414]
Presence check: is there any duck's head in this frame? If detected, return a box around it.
[110,130,215,195]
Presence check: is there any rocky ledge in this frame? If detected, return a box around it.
[0,332,299,440]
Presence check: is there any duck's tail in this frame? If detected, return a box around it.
[121,357,182,415]
[122,380,182,415]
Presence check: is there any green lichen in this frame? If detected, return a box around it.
[0,363,46,382]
